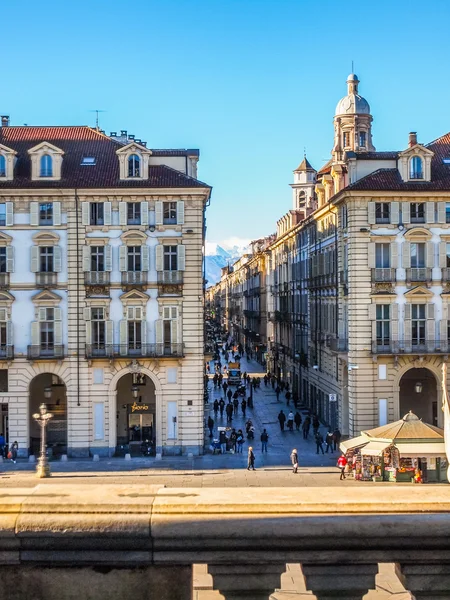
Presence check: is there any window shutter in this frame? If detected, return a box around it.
[82,202,90,226]
[127,307,135,320]
[6,321,13,346]
[427,317,435,346]
[82,246,91,271]
[103,202,112,225]
[404,305,412,349]
[38,307,47,322]
[391,303,399,341]
[84,307,91,321]
[170,319,178,344]
[155,319,163,344]
[30,202,39,227]
[438,203,446,224]
[390,242,398,268]
[119,202,127,226]
[141,201,149,226]
[391,202,399,225]
[404,303,412,320]
[439,242,447,268]
[141,245,149,271]
[54,307,62,322]
[53,202,61,226]
[177,244,186,271]
[119,245,127,272]
[119,320,128,355]
[31,321,40,346]
[6,246,14,273]
[368,243,375,268]
[53,246,62,272]
[338,320,344,338]
[104,245,112,272]
[141,320,147,353]
[426,202,435,224]
[368,304,376,320]
[155,245,163,271]
[30,245,39,272]
[54,320,63,345]
[426,242,435,268]
[402,203,410,224]
[367,202,375,225]
[440,318,448,352]
[5,202,13,227]
[402,242,411,269]
[427,303,435,320]
[177,201,185,225]
[105,320,113,346]
[155,201,163,225]
[85,320,92,345]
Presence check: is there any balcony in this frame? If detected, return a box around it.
[27,345,65,360]
[157,271,183,296]
[36,272,57,288]
[372,340,448,354]
[0,345,13,359]
[84,272,110,285]
[329,337,348,352]
[442,267,450,282]
[85,343,184,359]
[406,267,431,284]
[371,268,396,282]
[121,271,148,287]
[0,273,9,289]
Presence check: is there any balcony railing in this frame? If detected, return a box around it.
[121,272,148,286]
[329,337,348,352]
[84,272,110,285]
[36,272,57,288]
[372,340,448,354]
[157,271,183,284]
[406,267,431,283]
[0,345,13,359]
[0,273,9,289]
[27,345,65,360]
[442,267,450,282]
[372,268,396,282]
[85,343,184,359]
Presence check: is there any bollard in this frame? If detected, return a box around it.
[124,453,131,461]
[28,455,36,463]
[188,453,194,459]
[155,453,162,461]
[0,455,3,463]
[60,454,68,462]
[92,454,100,462]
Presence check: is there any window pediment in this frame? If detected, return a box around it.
[120,289,149,304]
[398,144,433,182]
[120,230,148,244]
[28,142,64,181]
[404,285,434,300]
[115,142,152,157]
[32,290,62,304]
[403,227,432,241]
[33,231,60,245]
[0,291,15,304]
[116,143,152,181]
[0,143,17,181]
[0,232,12,245]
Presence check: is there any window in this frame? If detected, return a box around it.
[91,246,105,272]
[0,317,7,348]
[446,203,450,224]
[90,203,104,226]
[163,202,177,225]
[0,204,6,227]
[164,245,178,271]
[411,304,426,345]
[81,157,96,165]
[127,246,141,272]
[410,202,425,223]
[375,203,390,224]
[91,308,105,347]
[40,308,55,349]
[128,154,140,177]
[40,154,53,177]
[375,244,390,268]
[410,156,423,179]
[0,156,5,177]
[39,202,53,226]
[127,202,141,225]
[128,320,142,350]
[0,248,6,273]
[376,305,390,347]
[343,132,350,148]
[39,247,54,272]
[359,132,367,148]
[410,242,425,268]
[0,369,8,392]
[446,243,450,267]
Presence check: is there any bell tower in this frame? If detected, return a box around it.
[290,155,317,214]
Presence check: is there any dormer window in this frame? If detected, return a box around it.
[40,155,53,177]
[0,156,5,178]
[410,156,423,180]
[359,132,366,148]
[128,154,141,177]
[343,132,350,148]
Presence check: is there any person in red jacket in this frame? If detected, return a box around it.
[337,454,348,480]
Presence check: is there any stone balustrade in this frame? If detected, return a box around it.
[1,484,450,599]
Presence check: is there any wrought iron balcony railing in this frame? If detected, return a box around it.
[329,337,348,352]
[36,272,57,288]
[0,345,13,359]
[121,271,148,286]
[84,272,110,285]
[27,345,65,360]
[372,340,448,354]
[85,343,184,359]
[157,271,183,284]
[372,268,396,282]
[405,267,431,283]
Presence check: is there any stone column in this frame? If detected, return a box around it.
[271,564,316,599]
[208,564,286,600]
[400,564,450,599]
[301,563,378,600]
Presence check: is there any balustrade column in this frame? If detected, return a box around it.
[301,563,378,600]
[208,563,286,600]
[400,564,450,599]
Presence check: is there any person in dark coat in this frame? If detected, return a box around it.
[275,386,281,402]
[230,428,237,452]
[290,448,299,473]
[333,428,342,451]
[223,381,228,394]
[219,398,225,417]
[213,399,219,416]
[219,430,227,454]
[315,431,324,455]
[285,391,291,406]
[233,397,239,416]
[227,389,233,402]
[226,402,233,422]
[247,446,255,470]
[278,410,286,432]
[302,416,311,439]
[325,430,334,453]
[241,398,247,418]
[207,416,214,438]
[312,415,320,435]
[294,412,302,431]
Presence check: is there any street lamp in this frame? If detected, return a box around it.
[33,399,53,478]
[131,385,139,400]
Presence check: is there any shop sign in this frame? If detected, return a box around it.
[329,394,337,402]
[130,402,150,413]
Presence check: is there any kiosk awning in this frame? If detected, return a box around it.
[361,441,388,457]
[340,436,368,453]
[396,443,446,458]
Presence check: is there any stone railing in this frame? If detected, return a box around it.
[1,485,450,599]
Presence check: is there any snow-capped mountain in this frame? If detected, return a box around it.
[205,240,249,285]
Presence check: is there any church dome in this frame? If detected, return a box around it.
[335,73,371,116]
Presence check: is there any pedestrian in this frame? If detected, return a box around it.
[247,446,256,470]
[271,377,275,389]
[207,416,214,438]
[293,392,299,409]
[294,411,302,431]
[275,386,281,401]
[337,454,347,480]
[237,429,244,453]
[246,419,255,440]
[0,432,5,458]
[303,416,311,439]
[227,389,232,402]
[278,410,286,432]
[233,397,239,416]
[290,448,299,473]
[10,440,18,463]
[223,381,228,394]
[280,381,285,392]
[287,411,294,431]
[241,398,247,418]
[213,399,219,416]
[264,374,268,386]
[285,391,291,406]
[219,398,225,417]
[333,428,342,452]
[226,402,233,423]
[230,428,237,453]
[325,430,334,453]
[315,431,324,455]
[218,373,223,386]
[219,430,228,454]
[285,382,290,392]
[213,373,218,388]
[260,429,269,453]
[312,415,320,436]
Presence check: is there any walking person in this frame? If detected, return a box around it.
[230,428,237,453]
[278,410,286,432]
[226,402,233,423]
[315,431,324,455]
[247,446,256,470]
[333,428,342,452]
[207,416,214,438]
[275,386,281,402]
[260,429,269,453]
[213,399,219,417]
[287,411,294,431]
[337,454,348,480]
[294,411,302,431]
[236,429,244,453]
[285,390,291,406]
[219,430,227,455]
[223,381,228,395]
[325,430,334,453]
[233,397,239,416]
[241,398,247,418]
[290,448,299,473]
[302,416,311,439]
[0,432,5,458]
[219,398,225,418]
[227,389,232,402]
[9,440,18,463]
[312,415,320,436]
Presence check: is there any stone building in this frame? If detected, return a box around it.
[0,119,211,457]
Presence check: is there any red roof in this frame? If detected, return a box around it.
[0,126,210,189]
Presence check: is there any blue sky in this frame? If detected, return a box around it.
[2,0,450,247]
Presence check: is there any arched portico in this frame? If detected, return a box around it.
[29,372,67,457]
[394,363,441,427]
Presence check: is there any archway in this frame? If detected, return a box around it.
[399,368,438,426]
[115,373,156,456]
[29,373,67,457]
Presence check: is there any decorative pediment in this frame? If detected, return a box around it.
[120,289,149,303]
[0,232,12,245]
[398,143,433,182]
[32,290,62,304]
[27,141,64,156]
[32,231,60,245]
[399,144,434,159]
[120,230,148,244]
[404,227,432,241]
[115,142,152,156]
[0,143,17,157]
[404,286,434,299]
[0,290,15,303]
[116,143,152,180]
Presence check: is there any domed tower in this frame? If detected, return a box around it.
[332,73,375,161]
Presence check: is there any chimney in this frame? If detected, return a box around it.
[1,116,10,127]
[409,132,417,147]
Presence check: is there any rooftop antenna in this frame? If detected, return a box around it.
[89,109,106,131]
[304,146,306,158]
[351,60,354,73]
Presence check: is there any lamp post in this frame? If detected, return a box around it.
[131,385,139,400]
[33,387,53,478]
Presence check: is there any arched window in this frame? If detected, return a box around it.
[128,154,140,177]
[40,154,53,177]
[410,156,423,180]
[0,155,5,177]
